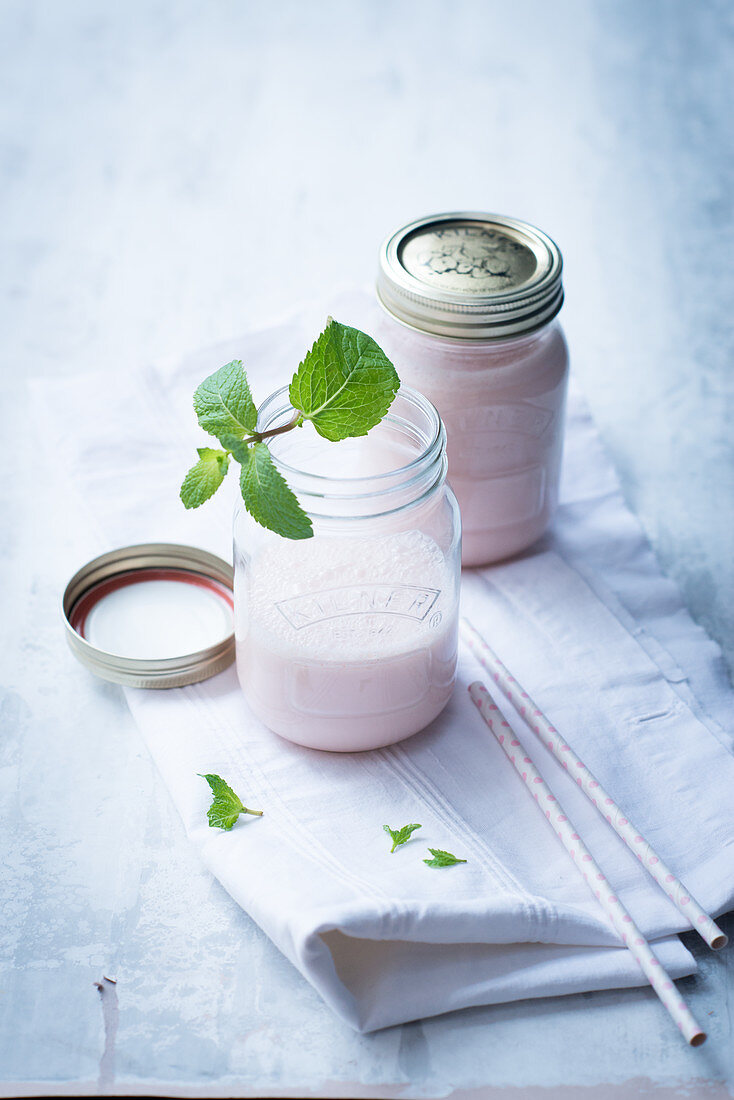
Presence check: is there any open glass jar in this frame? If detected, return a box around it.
[233,386,461,752]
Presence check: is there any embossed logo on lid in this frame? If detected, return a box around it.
[400,222,538,296]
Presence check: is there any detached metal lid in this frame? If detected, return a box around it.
[377,211,564,339]
[62,543,235,689]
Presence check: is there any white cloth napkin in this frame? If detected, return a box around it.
[36,291,734,1032]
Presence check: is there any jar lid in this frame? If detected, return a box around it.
[62,543,235,689]
[377,211,564,339]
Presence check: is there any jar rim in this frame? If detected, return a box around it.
[256,384,446,506]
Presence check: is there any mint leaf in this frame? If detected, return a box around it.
[423,848,467,868]
[194,361,258,440]
[239,441,313,540]
[180,448,230,509]
[218,433,252,465]
[289,319,399,441]
[198,773,263,830]
[383,823,422,853]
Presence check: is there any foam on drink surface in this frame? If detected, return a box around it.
[235,529,457,751]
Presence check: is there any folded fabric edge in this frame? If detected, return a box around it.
[301,927,697,1032]
[183,835,698,1033]
[194,822,639,954]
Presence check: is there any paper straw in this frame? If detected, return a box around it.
[469,681,707,1047]
[461,617,727,952]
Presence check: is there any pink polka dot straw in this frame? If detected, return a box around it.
[469,682,707,1047]
[460,617,727,953]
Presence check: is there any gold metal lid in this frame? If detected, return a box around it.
[377,212,564,339]
[62,543,235,689]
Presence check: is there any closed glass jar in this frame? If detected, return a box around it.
[376,212,569,567]
[233,386,461,752]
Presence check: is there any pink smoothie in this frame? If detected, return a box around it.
[235,529,457,751]
[376,211,569,566]
[375,320,569,565]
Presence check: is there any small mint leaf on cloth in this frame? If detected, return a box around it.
[199,773,263,830]
[180,448,230,509]
[383,823,422,853]
[289,319,399,442]
[239,441,313,540]
[423,848,468,868]
[194,360,258,440]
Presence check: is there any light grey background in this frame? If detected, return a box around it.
[1,1,733,1097]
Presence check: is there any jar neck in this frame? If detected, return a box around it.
[255,385,447,521]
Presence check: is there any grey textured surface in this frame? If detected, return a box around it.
[1,1,733,1096]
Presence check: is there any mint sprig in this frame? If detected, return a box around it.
[180,319,399,539]
[423,848,468,868]
[199,773,263,830]
[383,823,422,853]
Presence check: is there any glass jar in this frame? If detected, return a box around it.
[376,212,569,567]
[233,385,461,752]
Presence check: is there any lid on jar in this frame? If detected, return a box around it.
[377,212,564,339]
[62,543,235,689]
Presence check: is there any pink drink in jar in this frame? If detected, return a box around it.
[376,212,569,567]
[233,386,461,751]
